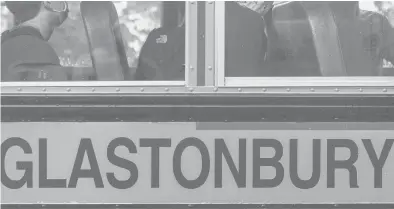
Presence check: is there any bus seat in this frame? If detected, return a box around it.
[327,6,378,76]
[265,2,347,76]
[80,1,129,81]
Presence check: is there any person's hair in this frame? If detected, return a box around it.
[5,1,42,25]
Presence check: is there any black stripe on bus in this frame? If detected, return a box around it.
[2,95,393,122]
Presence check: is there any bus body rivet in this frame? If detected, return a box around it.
[165,88,169,92]
[238,88,242,92]
[66,88,71,92]
[190,65,194,71]
[359,88,363,92]
[92,88,95,92]
[208,66,213,71]
[140,88,144,92]
[189,87,194,92]
[42,88,46,92]
[262,88,266,92]
[213,87,218,92]
[335,88,339,92]
[310,88,314,92]
[116,88,120,92]
[286,88,291,92]
[383,88,387,92]
[17,88,22,91]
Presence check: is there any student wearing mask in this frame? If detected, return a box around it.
[1,1,91,81]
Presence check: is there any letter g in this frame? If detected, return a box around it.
[1,137,33,189]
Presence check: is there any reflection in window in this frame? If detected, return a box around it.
[224,1,394,77]
[1,1,186,82]
[50,2,92,68]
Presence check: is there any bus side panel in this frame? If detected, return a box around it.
[2,122,394,204]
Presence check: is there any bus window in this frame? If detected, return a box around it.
[1,1,189,83]
[214,1,394,86]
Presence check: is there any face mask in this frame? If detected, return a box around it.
[42,1,69,26]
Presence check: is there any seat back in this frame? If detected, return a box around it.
[266,2,379,77]
[80,1,129,80]
[301,2,347,76]
[265,2,347,76]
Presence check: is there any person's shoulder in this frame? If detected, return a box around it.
[2,34,60,67]
[359,9,385,19]
[146,26,181,39]
[2,34,54,53]
[272,1,308,20]
[359,10,392,27]
[142,26,182,49]
[359,9,393,37]
[227,2,267,30]
[228,2,263,18]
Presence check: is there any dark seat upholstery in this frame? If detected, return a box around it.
[80,1,129,80]
[264,2,376,77]
[265,2,322,76]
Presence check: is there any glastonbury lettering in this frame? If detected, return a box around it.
[1,137,393,189]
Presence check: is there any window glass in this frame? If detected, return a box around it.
[50,2,92,68]
[224,1,394,77]
[1,1,186,82]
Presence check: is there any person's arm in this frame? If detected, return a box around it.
[380,16,394,65]
[9,64,95,81]
[135,55,149,80]
[3,35,96,81]
[68,66,96,80]
[135,29,161,80]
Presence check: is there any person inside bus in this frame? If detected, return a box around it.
[1,1,93,81]
[356,3,394,75]
[324,1,394,76]
[134,2,186,81]
[264,1,393,77]
[135,1,268,80]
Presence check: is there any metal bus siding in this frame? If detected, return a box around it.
[1,122,394,203]
[2,84,394,123]
[2,78,394,207]
[2,1,394,209]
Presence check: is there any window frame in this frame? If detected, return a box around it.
[210,1,394,90]
[204,1,215,86]
[1,1,197,88]
[2,1,394,96]
[185,1,198,86]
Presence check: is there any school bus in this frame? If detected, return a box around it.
[1,1,394,208]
